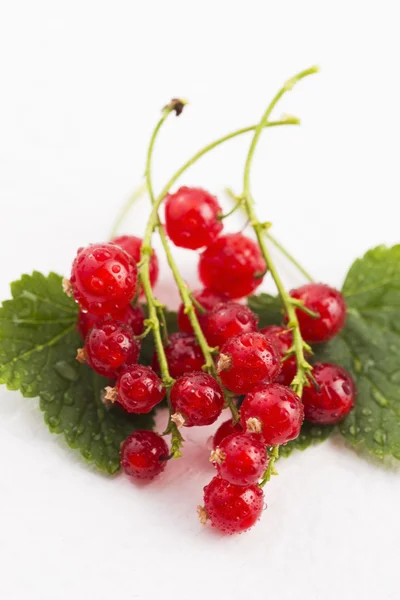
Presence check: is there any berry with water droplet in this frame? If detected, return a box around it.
[302,362,356,424]
[198,233,267,299]
[290,283,347,343]
[165,186,223,249]
[211,433,268,486]
[70,243,137,315]
[84,319,140,378]
[240,382,304,445]
[217,332,281,394]
[201,475,264,534]
[177,289,228,334]
[115,365,165,413]
[77,303,145,339]
[261,325,296,386]
[153,332,205,379]
[111,235,159,291]
[213,419,243,449]
[206,302,259,347]
[121,430,169,480]
[170,372,224,426]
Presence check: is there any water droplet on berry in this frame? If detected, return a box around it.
[112,264,121,274]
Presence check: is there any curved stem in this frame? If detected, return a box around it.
[240,67,318,482]
[109,182,147,240]
[144,106,240,421]
[224,187,314,282]
[242,66,318,397]
[265,232,314,283]
[140,107,183,458]
[243,67,318,198]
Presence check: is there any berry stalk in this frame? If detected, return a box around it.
[240,66,318,480]
[241,66,318,397]
[224,188,314,283]
[111,117,300,241]
[143,103,239,421]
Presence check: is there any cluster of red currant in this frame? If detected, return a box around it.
[64,183,356,535]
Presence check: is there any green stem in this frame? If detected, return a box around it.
[109,182,147,240]
[242,66,318,397]
[139,106,183,458]
[144,104,239,422]
[240,67,318,486]
[259,445,279,487]
[265,232,314,283]
[224,188,314,283]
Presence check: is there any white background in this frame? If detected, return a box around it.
[0,1,399,599]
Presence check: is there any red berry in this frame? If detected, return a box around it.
[84,320,140,378]
[261,325,297,386]
[116,365,165,414]
[217,332,281,394]
[302,362,356,424]
[120,430,168,480]
[165,186,223,249]
[211,433,268,486]
[213,419,243,449]
[111,235,159,291]
[153,332,205,379]
[201,476,264,534]
[206,302,259,347]
[70,243,138,315]
[198,233,267,299]
[170,372,224,427]
[290,283,347,343]
[77,303,145,339]
[177,289,228,334]
[240,383,304,445]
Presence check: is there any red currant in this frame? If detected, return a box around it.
[170,372,224,426]
[290,283,347,343]
[213,419,243,449]
[211,433,268,486]
[240,383,304,445]
[217,332,281,394]
[111,235,159,291]
[84,319,140,378]
[115,365,165,414]
[77,303,145,339]
[153,332,205,379]
[177,289,228,334]
[302,362,356,424]
[206,302,259,347]
[165,186,223,249]
[70,243,137,315]
[261,325,296,386]
[200,476,264,534]
[120,430,169,480]
[198,233,267,299]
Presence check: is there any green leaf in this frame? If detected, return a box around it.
[0,272,154,474]
[279,422,334,458]
[247,293,283,328]
[314,245,400,460]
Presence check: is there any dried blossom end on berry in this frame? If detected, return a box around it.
[209,448,226,464]
[76,347,87,363]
